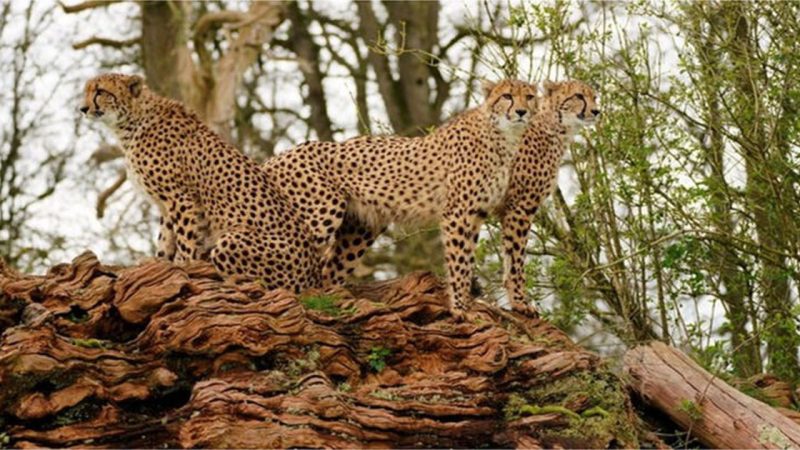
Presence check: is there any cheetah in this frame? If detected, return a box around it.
[499,80,600,314]
[265,79,538,319]
[80,73,320,292]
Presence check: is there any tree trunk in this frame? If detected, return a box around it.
[625,341,800,449]
[285,2,334,141]
[684,2,761,376]
[140,1,187,100]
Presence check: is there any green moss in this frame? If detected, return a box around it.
[369,389,397,401]
[70,338,109,349]
[299,294,354,317]
[581,406,610,418]
[65,306,89,323]
[505,370,638,447]
[520,404,581,419]
[51,400,102,428]
[285,347,321,377]
[758,425,792,448]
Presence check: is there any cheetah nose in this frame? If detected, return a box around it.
[79,106,89,114]
[591,109,601,116]
[515,109,527,118]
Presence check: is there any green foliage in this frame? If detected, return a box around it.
[366,346,392,372]
[463,0,800,381]
[545,255,591,333]
[678,399,703,422]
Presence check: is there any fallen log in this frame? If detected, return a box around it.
[0,252,648,448]
[624,341,800,449]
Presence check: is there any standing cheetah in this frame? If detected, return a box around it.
[80,73,320,292]
[265,79,538,318]
[499,80,600,314]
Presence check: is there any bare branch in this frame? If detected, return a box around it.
[59,0,121,14]
[88,143,123,166]
[72,35,140,50]
[96,169,127,219]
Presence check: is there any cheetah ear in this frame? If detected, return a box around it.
[481,79,497,97]
[128,75,144,98]
[543,80,558,96]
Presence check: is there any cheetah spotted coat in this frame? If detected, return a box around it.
[81,73,320,292]
[265,80,538,317]
[498,81,600,312]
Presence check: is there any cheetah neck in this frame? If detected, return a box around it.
[111,93,164,144]
[542,109,576,145]
[483,110,525,157]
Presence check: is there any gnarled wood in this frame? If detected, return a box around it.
[1,252,642,448]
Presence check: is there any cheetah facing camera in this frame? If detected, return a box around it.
[265,79,538,319]
[499,80,600,314]
[80,73,320,292]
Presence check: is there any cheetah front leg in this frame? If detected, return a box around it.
[166,192,206,264]
[441,210,483,321]
[500,205,538,316]
[322,214,385,287]
[156,216,177,261]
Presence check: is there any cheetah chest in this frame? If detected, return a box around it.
[125,161,149,196]
[484,163,513,208]
[482,144,518,209]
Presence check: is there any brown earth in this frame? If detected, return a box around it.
[0,252,650,448]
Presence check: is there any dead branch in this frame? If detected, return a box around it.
[59,0,121,14]
[88,143,123,166]
[95,169,127,219]
[625,341,800,449]
[72,35,140,50]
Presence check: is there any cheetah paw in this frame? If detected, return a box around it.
[449,307,468,322]
[511,301,540,319]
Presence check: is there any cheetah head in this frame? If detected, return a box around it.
[482,79,538,134]
[541,80,600,131]
[80,73,145,127]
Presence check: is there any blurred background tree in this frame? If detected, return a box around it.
[1,0,798,384]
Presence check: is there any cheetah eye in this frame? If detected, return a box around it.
[501,93,512,100]
[526,94,535,101]
[575,93,585,100]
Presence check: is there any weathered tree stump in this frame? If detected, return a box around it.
[1,252,644,448]
[625,341,800,449]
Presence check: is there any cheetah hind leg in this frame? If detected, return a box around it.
[322,214,385,287]
[210,228,320,293]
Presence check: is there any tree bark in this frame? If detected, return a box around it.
[140,1,187,100]
[625,341,800,449]
[285,2,334,141]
